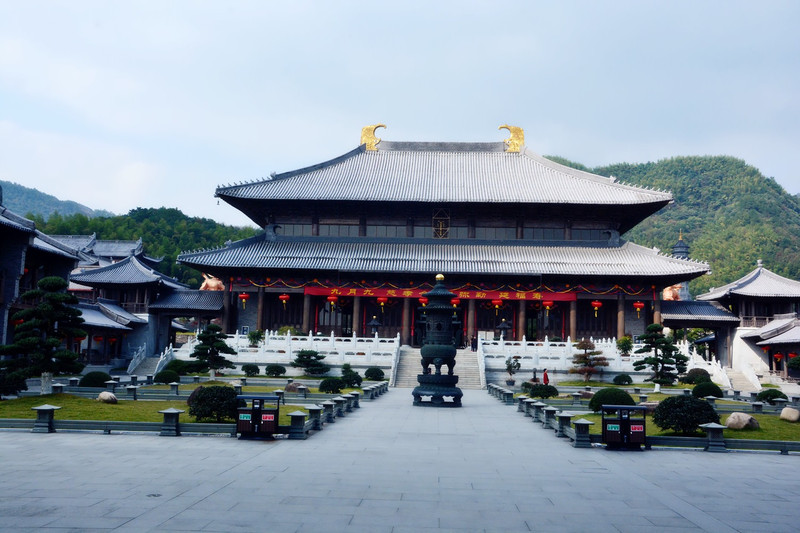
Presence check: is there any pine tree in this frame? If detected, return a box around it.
[569,339,609,382]
[190,324,236,378]
[291,349,329,376]
[632,323,688,385]
[0,276,86,394]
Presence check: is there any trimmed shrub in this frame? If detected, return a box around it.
[291,349,330,376]
[165,359,207,375]
[79,371,112,387]
[154,369,180,384]
[241,364,260,377]
[340,363,362,388]
[588,387,636,412]
[186,385,204,407]
[319,377,344,394]
[187,385,244,422]
[613,374,633,385]
[691,381,723,398]
[0,369,29,396]
[653,395,720,434]
[265,364,286,377]
[681,368,712,385]
[364,367,385,381]
[756,389,788,405]
[521,382,559,399]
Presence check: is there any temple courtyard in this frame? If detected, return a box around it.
[0,389,796,532]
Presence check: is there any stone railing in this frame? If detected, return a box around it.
[125,343,148,375]
[153,344,175,376]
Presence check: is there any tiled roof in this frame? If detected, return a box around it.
[216,143,672,207]
[91,238,143,258]
[660,300,740,324]
[76,303,132,330]
[697,262,800,300]
[740,314,796,339]
[755,324,800,346]
[96,298,148,326]
[149,290,224,312]
[178,235,709,279]
[50,234,97,253]
[32,231,81,260]
[70,256,186,290]
[0,205,35,233]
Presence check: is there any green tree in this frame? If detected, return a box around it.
[291,349,329,376]
[190,324,236,378]
[569,339,608,382]
[632,324,688,385]
[0,277,85,395]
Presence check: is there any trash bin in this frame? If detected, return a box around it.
[236,395,280,439]
[601,405,646,450]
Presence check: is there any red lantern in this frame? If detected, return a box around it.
[238,292,250,309]
[774,352,783,361]
[542,300,554,317]
[789,352,798,359]
[591,300,603,317]
[377,296,389,313]
[93,336,103,342]
[75,336,86,342]
[109,337,117,343]
[279,293,290,309]
[451,297,461,307]
[762,346,770,353]
[327,295,338,310]
[418,297,428,307]
[491,299,503,315]
[12,319,24,326]
[633,301,645,318]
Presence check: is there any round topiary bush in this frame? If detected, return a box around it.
[241,364,260,377]
[588,387,636,412]
[265,364,287,377]
[521,382,559,399]
[691,381,723,398]
[319,377,344,394]
[681,368,711,385]
[613,373,633,385]
[756,388,788,405]
[154,369,180,384]
[79,371,112,387]
[653,395,720,434]
[187,385,244,422]
[364,367,385,381]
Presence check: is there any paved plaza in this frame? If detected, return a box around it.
[0,389,797,532]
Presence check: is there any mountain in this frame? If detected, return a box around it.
[547,155,800,296]
[0,180,115,219]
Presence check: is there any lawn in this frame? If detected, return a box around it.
[144,381,361,395]
[0,394,308,425]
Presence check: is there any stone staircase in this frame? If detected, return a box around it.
[393,347,483,389]
[130,356,161,377]
[726,368,758,392]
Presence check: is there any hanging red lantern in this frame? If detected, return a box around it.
[109,337,117,343]
[418,297,428,307]
[238,293,250,309]
[591,300,603,317]
[633,301,645,318]
[93,335,103,342]
[451,297,461,307]
[327,295,338,310]
[377,296,389,313]
[12,319,24,326]
[542,300,554,317]
[774,352,784,361]
[789,352,798,359]
[491,299,503,315]
[279,293,290,309]
[762,346,770,353]
[75,336,86,342]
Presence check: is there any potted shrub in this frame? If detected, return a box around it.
[247,329,264,347]
[505,356,521,385]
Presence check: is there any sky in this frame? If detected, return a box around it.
[0,1,798,227]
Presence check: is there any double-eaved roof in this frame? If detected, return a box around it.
[178,234,709,281]
[70,255,186,290]
[697,261,800,300]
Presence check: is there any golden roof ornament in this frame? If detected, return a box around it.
[499,124,524,152]
[360,124,386,151]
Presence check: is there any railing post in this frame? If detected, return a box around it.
[542,406,558,429]
[350,391,361,408]
[159,408,184,436]
[556,412,574,438]
[52,383,65,394]
[31,404,61,433]
[752,402,763,413]
[571,392,582,406]
[68,377,79,387]
[307,405,323,430]
[531,401,546,423]
[288,411,308,440]
[105,380,117,392]
[170,382,180,395]
[516,394,529,412]
[127,385,138,400]
[571,419,594,448]
[333,397,347,417]
[275,390,285,405]
[321,400,336,423]
[523,398,536,417]
[699,422,728,453]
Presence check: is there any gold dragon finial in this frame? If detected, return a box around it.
[498,124,524,152]
[360,124,386,151]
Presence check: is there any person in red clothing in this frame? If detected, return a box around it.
[543,368,549,385]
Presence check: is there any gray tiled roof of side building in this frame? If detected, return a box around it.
[660,300,740,323]
[215,143,672,206]
[178,235,709,278]
[697,263,800,300]
[148,290,224,311]
[70,255,187,290]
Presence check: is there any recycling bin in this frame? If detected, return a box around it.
[236,395,280,439]
[601,405,647,450]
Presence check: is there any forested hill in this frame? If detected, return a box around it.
[548,155,800,296]
[0,180,114,219]
[30,208,258,288]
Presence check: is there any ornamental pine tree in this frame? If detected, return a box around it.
[0,276,86,395]
[190,324,236,378]
[569,339,609,382]
[632,323,688,385]
[291,349,329,376]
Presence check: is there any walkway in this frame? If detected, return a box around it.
[0,389,797,532]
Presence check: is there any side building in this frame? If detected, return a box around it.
[178,125,709,346]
